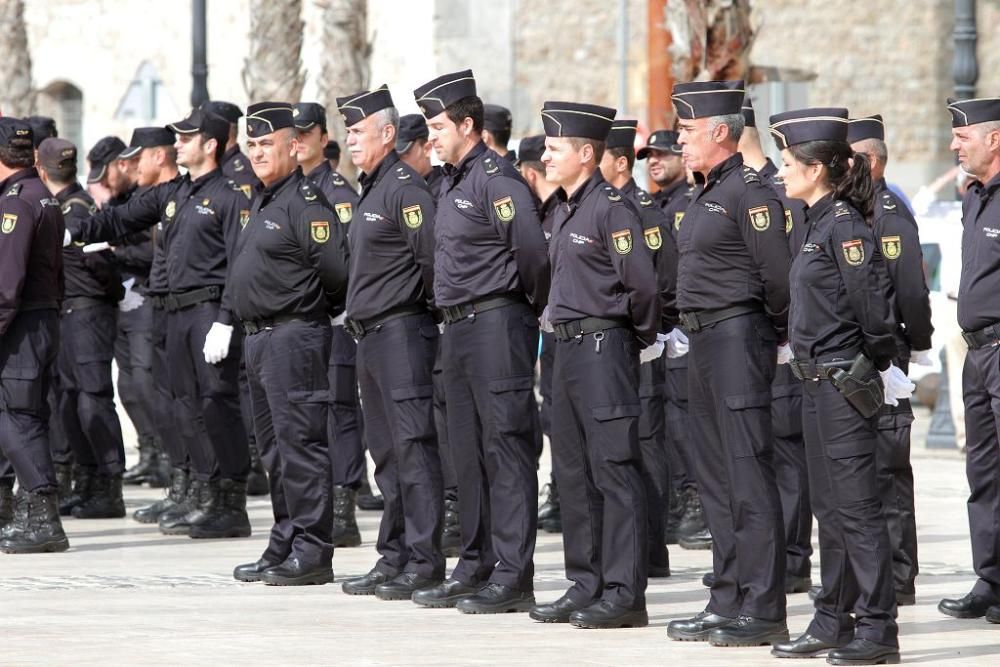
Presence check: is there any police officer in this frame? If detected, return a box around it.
[70,109,252,539]
[0,117,69,553]
[86,136,137,208]
[333,85,445,601]
[201,100,260,195]
[848,114,933,608]
[293,101,366,549]
[600,118,680,579]
[528,101,658,629]
[640,130,687,210]
[939,96,1000,623]
[517,134,564,533]
[665,80,791,647]
[324,140,341,172]
[37,138,127,519]
[768,107,904,665]
[412,70,549,613]
[397,114,444,195]
[738,98,814,596]
[230,102,349,586]
[483,104,515,163]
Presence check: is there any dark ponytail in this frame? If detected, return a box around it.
[789,141,876,221]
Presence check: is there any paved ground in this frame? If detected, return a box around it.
[2,407,997,666]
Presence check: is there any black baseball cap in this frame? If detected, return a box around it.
[637,130,682,159]
[293,103,327,131]
[26,116,57,148]
[119,127,177,159]
[200,100,243,125]
[516,135,546,163]
[37,137,77,170]
[484,104,512,134]
[323,140,341,161]
[86,136,127,183]
[167,109,230,146]
[396,114,429,153]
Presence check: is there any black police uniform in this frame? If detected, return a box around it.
[56,184,127,482]
[222,145,258,195]
[758,157,814,586]
[344,138,443,587]
[230,158,348,577]
[535,188,562,441]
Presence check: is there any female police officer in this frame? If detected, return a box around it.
[766,108,912,665]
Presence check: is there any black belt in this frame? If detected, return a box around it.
[345,304,427,340]
[963,323,1000,350]
[678,304,760,333]
[788,357,855,381]
[20,300,59,312]
[440,294,523,325]
[163,286,221,312]
[553,317,629,342]
[242,313,323,336]
[61,296,110,313]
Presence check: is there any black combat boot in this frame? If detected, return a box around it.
[356,477,384,511]
[678,487,710,547]
[664,487,684,544]
[332,485,361,547]
[442,498,461,557]
[55,463,73,499]
[59,465,94,516]
[0,489,70,554]
[246,443,269,496]
[159,477,204,535]
[0,481,14,532]
[189,479,252,539]
[72,474,126,519]
[537,480,561,533]
[123,435,158,485]
[135,467,188,524]
[144,440,171,488]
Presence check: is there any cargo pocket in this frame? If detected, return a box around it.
[771,382,803,439]
[824,438,877,504]
[389,384,436,444]
[75,360,114,395]
[0,366,45,412]
[286,390,331,445]
[723,390,772,458]
[591,403,642,462]
[488,376,537,440]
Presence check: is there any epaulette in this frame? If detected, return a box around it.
[833,200,853,219]
[299,181,318,201]
[228,179,244,193]
[332,173,347,186]
[636,188,655,208]
[482,155,501,176]
[879,192,897,211]
[395,166,411,181]
[742,167,760,184]
[603,185,622,202]
[5,183,22,197]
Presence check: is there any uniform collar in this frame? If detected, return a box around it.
[189,167,222,187]
[976,170,1000,200]
[758,158,778,180]
[443,140,488,179]
[0,167,38,192]
[620,178,638,198]
[223,145,243,163]
[874,177,889,195]
[305,160,332,182]
[805,191,836,222]
[566,169,606,208]
[359,150,401,195]
[539,188,565,216]
[656,177,687,201]
[54,182,85,202]
[260,167,300,200]
[695,152,743,188]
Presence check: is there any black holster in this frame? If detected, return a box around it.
[829,353,883,418]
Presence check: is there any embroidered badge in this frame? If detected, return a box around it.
[240,184,252,199]
[612,229,633,255]
[749,205,771,232]
[311,220,330,243]
[1,213,17,234]
[165,201,176,219]
[643,227,662,250]
[335,202,353,224]
[784,209,793,234]
[674,212,684,230]
[881,235,901,260]
[493,196,515,222]
[239,210,250,228]
[842,239,864,266]
[402,204,423,229]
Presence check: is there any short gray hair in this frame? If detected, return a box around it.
[978,120,1000,141]
[854,137,889,165]
[709,113,745,143]
[373,106,400,133]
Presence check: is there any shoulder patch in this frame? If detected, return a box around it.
[742,167,760,184]
[483,156,500,175]
[335,202,353,223]
[881,234,901,259]
[611,229,633,255]
[492,196,515,222]
[643,226,662,250]
[880,192,897,211]
[1,212,17,233]
[332,174,346,186]
[748,205,771,231]
[833,201,852,218]
[5,183,22,197]
[841,239,864,266]
[300,182,318,201]
[603,186,622,202]
[784,209,793,234]
[674,211,684,230]
[240,210,250,228]
[402,204,423,229]
[395,166,411,181]
[310,220,330,243]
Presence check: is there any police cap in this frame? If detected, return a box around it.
[741,97,756,128]
[605,119,638,149]
[516,135,546,163]
[768,107,849,150]
[395,113,428,154]
[323,140,341,161]
[846,114,885,143]
[483,104,512,134]
[336,85,394,128]
[26,116,57,148]
[413,69,477,119]
[200,100,243,125]
[37,137,77,171]
[245,102,295,138]
[946,97,1000,128]
[85,136,127,183]
[541,101,616,140]
[671,80,745,119]
[167,109,231,147]
[637,130,682,159]
[293,102,327,131]
[119,127,176,159]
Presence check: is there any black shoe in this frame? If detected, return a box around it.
[986,605,1000,624]
[538,481,562,533]
[530,594,588,623]
[786,575,813,594]
[342,568,391,595]
[441,498,461,557]
[158,478,207,535]
[246,443,269,496]
[826,638,900,665]
[145,448,171,488]
[664,487,683,544]
[708,615,789,647]
[260,557,333,586]
[678,487,708,536]
[771,633,847,658]
[123,435,158,485]
[938,591,998,619]
[332,485,362,548]
[413,578,481,608]
[189,479,251,539]
[809,585,822,600]
[649,563,672,578]
[375,572,443,601]
[667,611,735,641]
[356,478,384,511]
[895,590,916,607]
[54,463,73,499]
[679,527,712,550]
[0,490,70,554]
[71,474,126,519]
[233,558,280,582]
[0,482,14,531]
[135,468,188,524]
[569,600,648,629]
[58,466,94,516]
[457,583,535,614]
[702,573,715,588]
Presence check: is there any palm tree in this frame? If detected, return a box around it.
[0,0,35,116]
[666,0,754,82]
[242,0,306,103]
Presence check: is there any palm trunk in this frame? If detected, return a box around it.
[666,0,755,82]
[242,0,306,103]
[0,0,35,116]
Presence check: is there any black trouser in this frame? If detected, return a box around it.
[664,356,697,494]
[442,302,538,591]
[539,331,555,440]
[687,312,785,621]
[115,300,158,445]
[166,301,247,482]
[47,369,72,466]
[328,325,366,489]
[639,356,669,569]
[151,304,184,468]
[57,303,126,475]
[357,312,444,579]
[772,364,812,580]
[875,355,917,595]
[960,344,1000,602]
[433,344,458,502]
[244,319,333,567]
[552,326,647,609]
[802,377,898,647]
[0,309,60,492]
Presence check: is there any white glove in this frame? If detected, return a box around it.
[118,277,144,312]
[911,349,933,367]
[437,323,445,335]
[82,242,110,254]
[329,311,347,327]
[203,322,234,364]
[640,333,668,364]
[63,229,72,247]
[880,363,915,407]
[777,343,793,365]
[665,329,689,358]
[539,306,555,333]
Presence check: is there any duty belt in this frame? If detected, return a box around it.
[553,317,629,342]
[788,357,855,381]
[242,313,324,336]
[61,296,110,313]
[163,286,221,312]
[678,304,760,333]
[962,323,1000,350]
[440,294,524,325]
[345,304,427,340]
